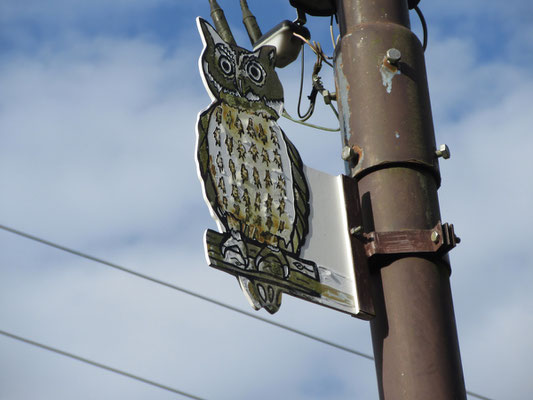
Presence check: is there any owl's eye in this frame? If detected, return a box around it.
[246,61,265,85]
[219,56,234,76]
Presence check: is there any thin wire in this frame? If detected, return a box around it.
[297,43,305,118]
[330,15,336,50]
[328,102,339,119]
[296,45,314,120]
[293,34,338,126]
[283,110,340,132]
[466,391,495,400]
[0,223,368,358]
[0,224,496,400]
[293,33,334,68]
[414,5,428,52]
[0,329,206,400]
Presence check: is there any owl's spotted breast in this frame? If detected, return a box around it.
[207,103,295,249]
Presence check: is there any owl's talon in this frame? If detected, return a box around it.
[221,230,249,268]
[254,246,290,280]
[282,264,290,279]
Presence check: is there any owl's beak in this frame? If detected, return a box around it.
[236,74,245,96]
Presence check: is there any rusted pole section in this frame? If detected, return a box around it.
[333,0,467,399]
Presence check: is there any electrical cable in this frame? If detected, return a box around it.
[0,329,206,400]
[413,5,428,52]
[0,224,495,400]
[283,109,339,132]
[466,391,496,400]
[292,39,339,129]
[296,45,316,121]
[0,223,369,358]
[328,102,339,119]
[330,15,336,50]
[293,33,334,68]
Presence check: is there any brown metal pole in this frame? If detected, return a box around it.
[333,0,467,399]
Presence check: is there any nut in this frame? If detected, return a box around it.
[435,144,450,159]
[431,231,440,244]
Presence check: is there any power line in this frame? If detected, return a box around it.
[467,392,495,400]
[0,329,205,400]
[0,223,373,360]
[0,224,494,400]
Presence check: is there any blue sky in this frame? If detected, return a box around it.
[1,1,532,399]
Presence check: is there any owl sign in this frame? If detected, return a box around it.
[195,18,373,319]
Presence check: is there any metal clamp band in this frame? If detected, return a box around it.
[351,221,460,258]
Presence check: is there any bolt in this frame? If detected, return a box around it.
[435,144,451,159]
[350,226,363,235]
[342,146,355,161]
[322,90,332,105]
[386,48,401,65]
[431,231,440,244]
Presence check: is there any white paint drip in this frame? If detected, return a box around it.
[380,64,400,94]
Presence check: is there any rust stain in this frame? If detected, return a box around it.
[208,155,216,176]
[351,145,363,166]
[381,56,398,73]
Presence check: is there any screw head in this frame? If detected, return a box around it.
[386,48,401,64]
[341,146,354,161]
[431,231,440,244]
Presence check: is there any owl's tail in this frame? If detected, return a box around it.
[238,276,282,315]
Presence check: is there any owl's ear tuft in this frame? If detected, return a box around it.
[197,17,225,46]
[259,45,277,68]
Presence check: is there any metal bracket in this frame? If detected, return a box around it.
[353,221,460,258]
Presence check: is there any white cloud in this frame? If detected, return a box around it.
[0,0,174,22]
[0,34,207,247]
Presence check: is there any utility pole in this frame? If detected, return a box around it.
[332,0,467,399]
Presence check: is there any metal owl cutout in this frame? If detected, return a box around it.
[196,17,374,319]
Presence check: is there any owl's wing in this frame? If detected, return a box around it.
[197,106,225,226]
[283,130,310,254]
